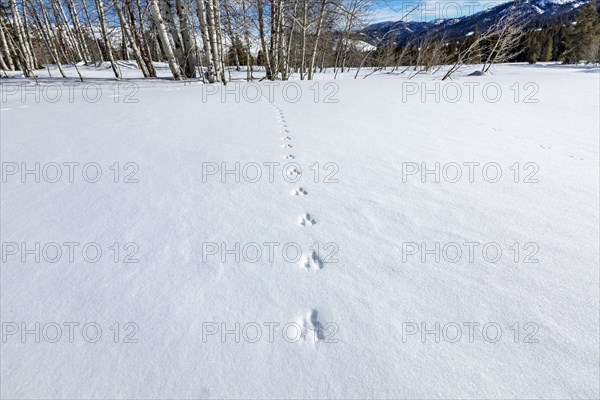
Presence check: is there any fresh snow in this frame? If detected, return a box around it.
[1,62,599,399]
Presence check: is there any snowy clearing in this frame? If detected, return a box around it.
[1,63,599,399]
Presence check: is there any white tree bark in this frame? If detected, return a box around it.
[308,0,327,80]
[196,0,215,82]
[256,0,272,79]
[65,0,92,63]
[149,0,183,79]
[240,0,253,81]
[160,0,187,76]
[113,0,151,76]
[30,0,67,77]
[94,0,122,78]
[80,0,105,62]
[205,0,224,82]
[9,0,35,76]
[175,0,197,77]
[0,16,15,70]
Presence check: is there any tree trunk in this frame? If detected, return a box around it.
[300,0,308,80]
[81,0,105,62]
[196,0,215,82]
[130,0,157,76]
[160,0,187,76]
[0,16,15,70]
[212,0,226,83]
[308,0,326,80]
[223,1,240,71]
[175,0,197,77]
[241,0,253,81]
[31,0,67,77]
[113,0,151,76]
[95,0,122,78]
[9,0,35,76]
[66,0,92,63]
[149,0,182,79]
[205,0,224,82]
[257,0,272,79]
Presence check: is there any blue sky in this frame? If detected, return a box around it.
[369,0,511,22]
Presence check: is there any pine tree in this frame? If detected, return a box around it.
[543,37,553,61]
[563,0,600,63]
[529,51,539,64]
[465,24,481,63]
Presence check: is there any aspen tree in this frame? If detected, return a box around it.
[149,0,183,79]
[94,0,122,78]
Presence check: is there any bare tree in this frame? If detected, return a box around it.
[0,10,16,70]
[175,0,198,77]
[9,0,36,76]
[481,8,527,73]
[95,0,122,78]
[149,0,183,79]
[443,4,527,80]
[113,0,152,76]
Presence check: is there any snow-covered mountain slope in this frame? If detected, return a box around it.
[1,63,599,398]
[366,0,592,44]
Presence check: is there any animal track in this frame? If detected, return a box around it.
[281,136,291,140]
[297,309,325,342]
[287,167,301,178]
[539,144,552,150]
[292,187,308,196]
[301,250,323,270]
[283,144,293,148]
[285,155,295,160]
[299,213,316,226]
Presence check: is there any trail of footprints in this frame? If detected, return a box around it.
[271,103,323,272]
[270,103,326,346]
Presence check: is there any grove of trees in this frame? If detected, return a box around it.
[0,0,598,82]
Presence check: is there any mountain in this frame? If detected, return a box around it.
[363,0,592,45]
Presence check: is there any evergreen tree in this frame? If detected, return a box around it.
[543,38,554,61]
[563,0,600,63]
[465,24,482,63]
[529,51,539,64]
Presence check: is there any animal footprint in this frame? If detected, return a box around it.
[539,144,551,150]
[569,154,584,160]
[283,144,293,148]
[299,213,316,226]
[287,167,301,178]
[297,309,325,342]
[292,187,308,196]
[285,155,295,160]
[281,136,291,140]
[301,250,323,270]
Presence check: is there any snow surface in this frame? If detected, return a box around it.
[346,39,377,52]
[1,62,599,399]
